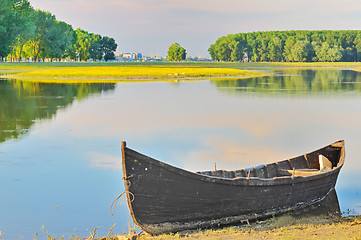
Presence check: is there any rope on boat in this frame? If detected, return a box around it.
[110,191,135,215]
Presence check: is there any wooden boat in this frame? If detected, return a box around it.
[121,140,345,235]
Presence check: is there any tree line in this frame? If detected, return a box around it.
[0,0,117,62]
[208,30,361,62]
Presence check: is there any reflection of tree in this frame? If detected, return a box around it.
[0,80,115,143]
[212,69,361,95]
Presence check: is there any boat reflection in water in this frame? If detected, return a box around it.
[288,188,340,218]
[233,188,341,231]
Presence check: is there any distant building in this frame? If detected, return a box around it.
[116,53,142,61]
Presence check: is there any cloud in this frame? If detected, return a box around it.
[182,137,293,172]
[87,152,121,170]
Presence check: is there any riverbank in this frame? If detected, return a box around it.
[110,215,361,240]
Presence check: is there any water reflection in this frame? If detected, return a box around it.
[0,79,116,143]
[213,69,361,95]
[242,189,341,230]
[290,188,340,218]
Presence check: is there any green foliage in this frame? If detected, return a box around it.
[313,42,342,62]
[89,34,103,61]
[102,36,118,62]
[0,0,33,60]
[73,30,118,62]
[0,1,117,62]
[208,35,240,61]
[42,20,74,60]
[167,42,186,61]
[26,10,57,61]
[209,30,361,62]
[74,28,92,61]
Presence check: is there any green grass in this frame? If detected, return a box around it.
[0,62,270,83]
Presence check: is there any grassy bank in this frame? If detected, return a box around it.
[111,215,361,240]
[0,62,270,82]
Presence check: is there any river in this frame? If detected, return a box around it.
[0,67,360,239]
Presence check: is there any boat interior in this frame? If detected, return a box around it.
[197,143,344,179]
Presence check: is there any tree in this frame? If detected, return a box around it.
[74,28,92,61]
[258,37,270,62]
[101,36,117,62]
[89,34,103,61]
[12,22,35,62]
[313,42,342,62]
[41,20,74,61]
[11,6,36,61]
[27,10,56,61]
[268,37,283,62]
[167,42,186,61]
[0,0,33,61]
[229,39,241,61]
[208,44,216,61]
[283,37,296,62]
[290,40,311,62]
[0,0,13,60]
[354,34,361,61]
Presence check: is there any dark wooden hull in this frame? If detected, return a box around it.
[121,140,345,235]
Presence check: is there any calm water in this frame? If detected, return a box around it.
[1,67,361,239]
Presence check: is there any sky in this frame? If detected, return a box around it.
[29,0,361,58]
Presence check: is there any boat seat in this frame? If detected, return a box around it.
[279,167,332,177]
[319,154,332,169]
[278,168,318,177]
